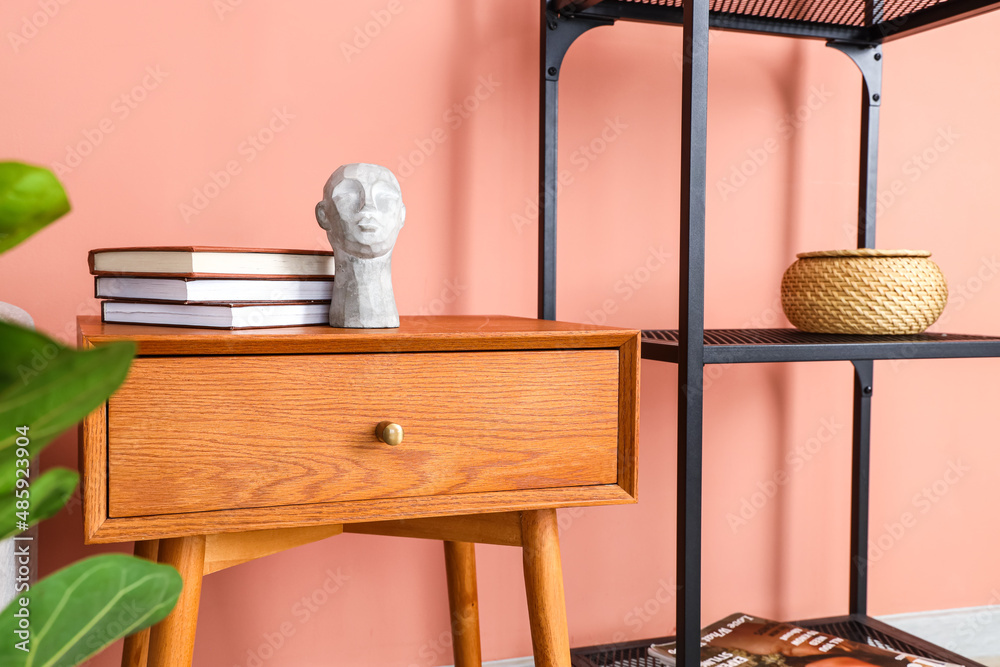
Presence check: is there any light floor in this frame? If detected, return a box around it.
[879,605,1000,667]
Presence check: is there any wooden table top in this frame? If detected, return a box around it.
[78,315,639,355]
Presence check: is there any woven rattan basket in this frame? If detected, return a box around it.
[781,249,948,335]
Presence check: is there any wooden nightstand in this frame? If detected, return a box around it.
[77,315,639,667]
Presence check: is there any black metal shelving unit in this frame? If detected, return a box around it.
[536,0,1000,665]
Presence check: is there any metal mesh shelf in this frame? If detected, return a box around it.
[641,327,1000,363]
[608,0,942,26]
[570,614,985,667]
[561,0,1000,41]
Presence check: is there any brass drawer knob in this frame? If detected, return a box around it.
[375,421,404,446]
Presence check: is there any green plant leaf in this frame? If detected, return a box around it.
[0,162,70,253]
[0,554,182,667]
[0,468,78,541]
[0,321,135,460]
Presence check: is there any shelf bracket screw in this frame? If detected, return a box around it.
[547,66,558,77]
[826,40,882,108]
[863,385,873,396]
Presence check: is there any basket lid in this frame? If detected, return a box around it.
[796,248,932,259]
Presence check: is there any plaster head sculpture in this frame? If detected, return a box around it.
[316,163,406,328]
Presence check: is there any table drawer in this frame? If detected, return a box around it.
[107,350,620,517]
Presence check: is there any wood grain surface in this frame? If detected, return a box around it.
[344,512,523,546]
[147,535,205,667]
[79,401,107,542]
[120,540,159,667]
[79,315,637,356]
[520,509,570,667]
[86,485,632,543]
[79,315,641,543]
[617,332,640,498]
[445,541,483,667]
[107,350,619,517]
[202,524,343,575]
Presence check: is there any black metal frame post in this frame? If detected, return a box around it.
[866,0,886,28]
[849,360,874,615]
[677,0,710,664]
[829,40,882,616]
[828,41,883,248]
[538,3,612,320]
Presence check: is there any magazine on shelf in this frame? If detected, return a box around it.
[647,613,960,667]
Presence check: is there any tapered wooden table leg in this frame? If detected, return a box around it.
[147,536,206,667]
[121,540,160,667]
[520,509,570,667]
[444,541,483,667]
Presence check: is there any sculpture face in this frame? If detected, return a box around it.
[316,163,405,259]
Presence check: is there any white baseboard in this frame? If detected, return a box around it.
[878,601,1000,660]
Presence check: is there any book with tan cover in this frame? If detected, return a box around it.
[88,246,336,278]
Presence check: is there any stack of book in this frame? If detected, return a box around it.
[90,246,336,329]
[648,613,960,667]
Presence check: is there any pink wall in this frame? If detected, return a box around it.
[3,1,1000,665]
